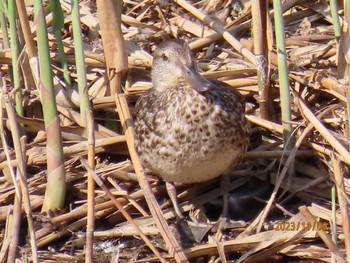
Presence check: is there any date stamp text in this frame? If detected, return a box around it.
[274,221,328,231]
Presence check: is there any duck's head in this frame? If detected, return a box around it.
[151,39,210,92]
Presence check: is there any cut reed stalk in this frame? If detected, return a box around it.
[252,0,270,120]
[34,0,66,211]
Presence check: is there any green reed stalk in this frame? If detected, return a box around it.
[71,0,90,126]
[8,0,23,117]
[330,0,341,38]
[34,0,66,211]
[272,0,293,150]
[49,0,71,85]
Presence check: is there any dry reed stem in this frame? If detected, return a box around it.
[246,114,284,134]
[10,116,84,141]
[94,225,160,237]
[51,187,146,225]
[294,91,350,163]
[37,200,116,242]
[106,177,150,217]
[63,135,126,155]
[236,213,309,262]
[7,187,21,263]
[307,203,342,226]
[202,68,257,78]
[223,78,258,87]
[282,176,328,204]
[174,0,256,65]
[80,158,165,262]
[96,0,128,78]
[1,80,38,262]
[256,104,337,233]
[215,239,227,263]
[189,17,252,51]
[174,17,215,37]
[56,105,119,137]
[240,37,345,100]
[251,0,270,119]
[115,94,188,262]
[245,150,313,159]
[332,156,350,261]
[0,1,348,261]
[16,135,126,167]
[299,206,346,263]
[37,217,88,247]
[14,139,28,261]
[309,142,348,165]
[140,213,308,261]
[85,110,95,263]
[289,73,346,102]
[0,233,10,263]
[15,0,37,58]
[121,14,160,30]
[0,76,20,195]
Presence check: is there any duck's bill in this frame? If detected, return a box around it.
[183,65,211,92]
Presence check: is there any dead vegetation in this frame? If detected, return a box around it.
[0,0,350,262]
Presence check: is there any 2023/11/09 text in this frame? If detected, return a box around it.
[274,221,328,231]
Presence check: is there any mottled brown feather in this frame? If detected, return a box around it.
[134,39,249,184]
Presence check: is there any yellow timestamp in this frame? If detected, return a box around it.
[274,221,328,231]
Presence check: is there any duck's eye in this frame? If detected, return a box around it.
[185,67,192,76]
[161,54,168,61]
[184,65,194,76]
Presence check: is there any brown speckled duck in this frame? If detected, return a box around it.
[134,39,249,218]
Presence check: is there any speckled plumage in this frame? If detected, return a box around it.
[134,39,249,184]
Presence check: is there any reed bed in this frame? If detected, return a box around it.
[0,0,349,262]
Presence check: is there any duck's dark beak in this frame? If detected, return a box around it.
[183,65,211,92]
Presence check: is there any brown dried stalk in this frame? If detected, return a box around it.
[80,157,166,262]
[0,77,39,262]
[299,206,346,263]
[85,110,95,263]
[115,94,189,262]
[332,156,350,261]
[174,0,256,65]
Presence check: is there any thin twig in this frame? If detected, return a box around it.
[331,155,350,261]
[174,0,256,65]
[1,86,39,262]
[85,109,95,263]
[115,94,189,262]
[299,206,346,263]
[80,157,166,262]
[293,91,350,163]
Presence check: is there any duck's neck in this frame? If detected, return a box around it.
[152,77,187,92]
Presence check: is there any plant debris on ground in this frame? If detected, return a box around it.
[0,0,350,262]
